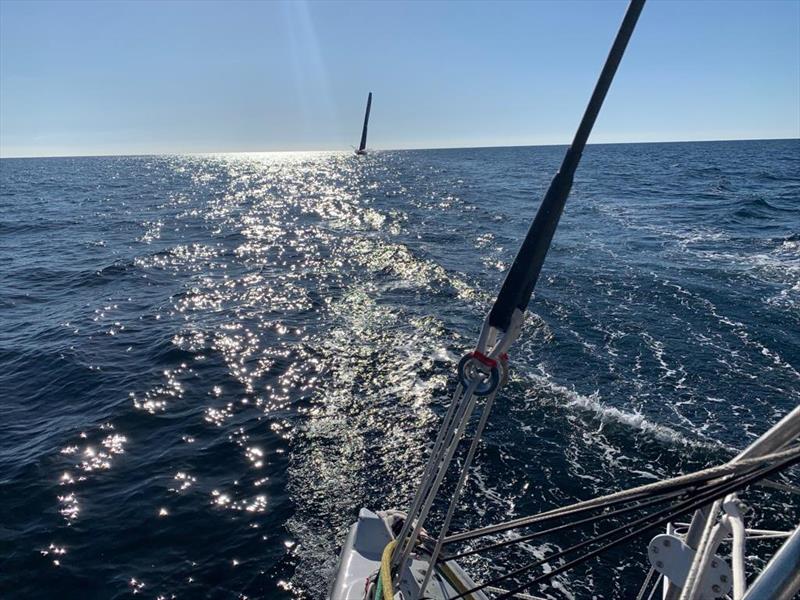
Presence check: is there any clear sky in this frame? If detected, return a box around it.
[0,0,798,157]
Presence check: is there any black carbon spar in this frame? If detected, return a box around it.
[488,0,646,332]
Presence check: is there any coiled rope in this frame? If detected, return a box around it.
[374,540,396,600]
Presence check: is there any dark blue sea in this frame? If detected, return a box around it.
[1,139,799,599]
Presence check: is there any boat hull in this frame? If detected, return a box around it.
[329,508,488,600]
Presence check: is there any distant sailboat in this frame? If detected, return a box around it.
[354,92,372,156]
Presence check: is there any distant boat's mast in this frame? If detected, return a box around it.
[357,92,372,153]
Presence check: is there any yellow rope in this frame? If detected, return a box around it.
[377,541,474,599]
[378,540,396,600]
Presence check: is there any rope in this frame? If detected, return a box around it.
[484,587,546,600]
[676,405,800,599]
[634,567,657,600]
[669,523,794,539]
[442,488,687,563]
[757,478,800,495]
[393,379,481,578]
[447,452,800,600]
[679,498,724,600]
[437,561,477,598]
[645,574,663,600]
[419,387,500,594]
[376,540,396,600]
[488,472,775,599]
[444,445,800,546]
[392,382,466,567]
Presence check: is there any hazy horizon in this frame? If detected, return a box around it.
[1,0,798,158]
[0,135,797,161]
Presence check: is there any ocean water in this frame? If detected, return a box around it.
[1,139,798,599]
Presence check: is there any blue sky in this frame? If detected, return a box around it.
[0,0,798,157]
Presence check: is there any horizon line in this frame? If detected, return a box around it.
[1,135,797,160]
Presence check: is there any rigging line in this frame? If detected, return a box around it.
[675,406,800,600]
[634,567,658,600]
[419,386,501,596]
[393,382,466,564]
[394,379,482,578]
[394,388,474,569]
[444,469,785,567]
[757,479,800,496]
[448,452,800,600]
[645,573,664,600]
[488,0,646,332]
[484,459,799,599]
[493,479,760,600]
[501,455,800,599]
[444,444,800,545]
[679,497,723,600]
[441,488,689,563]
[442,476,728,550]
[484,587,545,600]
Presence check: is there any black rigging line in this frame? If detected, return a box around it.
[447,452,800,600]
[442,459,757,546]
[441,488,688,562]
[491,455,800,600]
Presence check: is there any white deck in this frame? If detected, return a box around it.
[329,508,488,600]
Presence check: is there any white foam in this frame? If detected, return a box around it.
[520,370,727,451]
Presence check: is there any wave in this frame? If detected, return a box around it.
[518,370,732,452]
[732,196,794,220]
[2,143,797,600]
